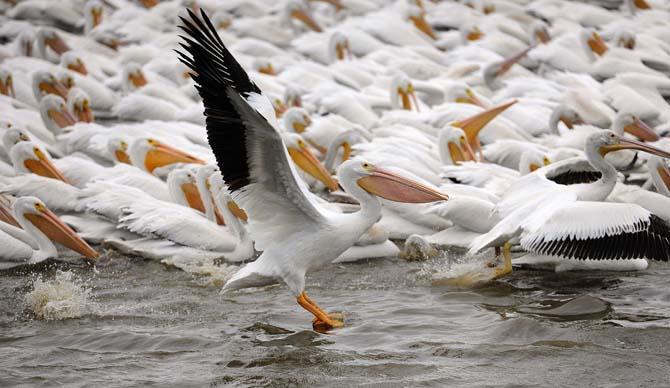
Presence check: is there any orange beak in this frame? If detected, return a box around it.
[448,137,477,164]
[48,106,77,129]
[181,182,206,213]
[288,145,339,191]
[623,117,659,142]
[115,150,131,164]
[45,35,71,55]
[588,32,608,56]
[73,100,94,123]
[453,100,517,144]
[140,0,159,8]
[144,141,205,173]
[24,149,69,183]
[25,206,98,261]
[656,163,670,191]
[357,167,449,203]
[601,136,670,158]
[409,14,437,40]
[497,46,532,76]
[227,200,248,221]
[129,72,148,88]
[67,59,88,76]
[536,29,551,44]
[0,199,20,228]
[291,9,322,32]
[0,75,15,98]
[633,0,651,9]
[456,89,486,108]
[257,63,275,76]
[466,27,484,41]
[39,80,69,99]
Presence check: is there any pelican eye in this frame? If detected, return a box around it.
[298,140,306,148]
[34,202,45,212]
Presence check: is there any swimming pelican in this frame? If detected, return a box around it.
[179,9,449,331]
[470,130,670,273]
[0,196,98,268]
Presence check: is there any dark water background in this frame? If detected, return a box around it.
[1,250,669,387]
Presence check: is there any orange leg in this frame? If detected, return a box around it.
[297,292,344,331]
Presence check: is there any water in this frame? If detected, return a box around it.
[1,250,670,387]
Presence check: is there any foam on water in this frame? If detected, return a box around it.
[24,270,93,320]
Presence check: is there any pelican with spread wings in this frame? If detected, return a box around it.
[178,10,448,331]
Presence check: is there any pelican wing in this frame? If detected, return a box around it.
[178,10,325,250]
[521,202,670,262]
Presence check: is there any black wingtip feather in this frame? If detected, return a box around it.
[177,8,264,193]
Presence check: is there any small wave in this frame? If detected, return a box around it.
[24,270,93,320]
[162,257,238,287]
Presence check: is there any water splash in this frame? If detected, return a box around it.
[24,270,93,320]
[162,257,238,287]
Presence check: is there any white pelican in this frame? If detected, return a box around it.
[470,130,670,273]
[179,10,449,330]
[0,196,98,269]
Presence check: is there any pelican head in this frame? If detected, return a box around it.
[56,69,76,90]
[84,0,104,32]
[329,32,352,62]
[648,156,670,196]
[284,0,322,33]
[32,70,69,101]
[324,129,365,172]
[122,63,148,91]
[36,28,71,59]
[60,52,88,76]
[253,59,276,76]
[549,105,584,134]
[211,11,232,30]
[9,141,68,182]
[14,196,98,262]
[2,127,31,152]
[340,159,449,203]
[283,107,312,134]
[167,167,205,213]
[580,29,608,60]
[207,171,248,222]
[0,68,14,98]
[446,83,486,107]
[405,5,436,40]
[284,87,303,109]
[438,126,476,165]
[520,150,551,174]
[107,137,131,164]
[612,112,659,141]
[390,74,420,111]
[39,95,76,135]
[283,133,339,191]
[614,29,635,50]
[530,20,551,45]
[17,30,35,57]
[483,47,532,90]
[67,88,94,123]
[129,138,205,173]
[595,130,670,159]
[460,23,484,43]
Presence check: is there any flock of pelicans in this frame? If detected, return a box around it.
[1,0,670,331]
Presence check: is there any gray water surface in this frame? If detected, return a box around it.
[1,252,670,387]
